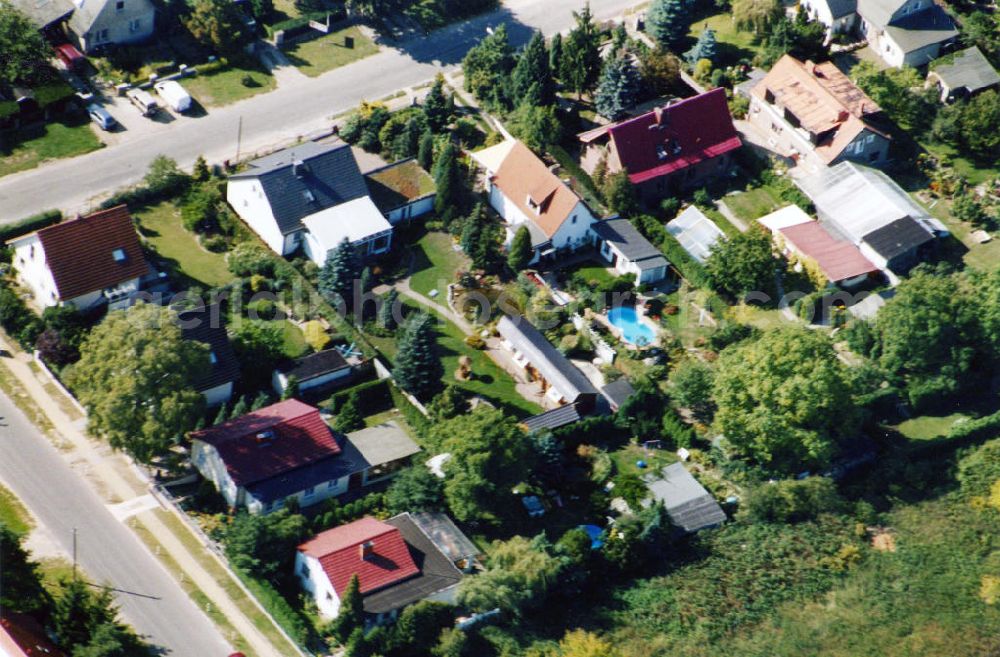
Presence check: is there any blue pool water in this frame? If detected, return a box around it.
[607,306,655,346]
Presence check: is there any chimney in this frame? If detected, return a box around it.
[360,541,375,559]
[292,159,305,178]
[653,107,664,126]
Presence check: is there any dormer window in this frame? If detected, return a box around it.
[112,248,127,263]
[526,196,540,213]
[303,189,316,203]
[656,144,668,160]
[209,351,218,364]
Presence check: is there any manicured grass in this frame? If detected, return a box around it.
[723,186,782,223]
[409,231,470,306]
[922,140,999,187]
[184,65,277,107]
[895,413,969,440]
[266,320,309,358]
[285,27,379,78]
[704,206,742,238]
[270,0,301,21]
[135,202,233,288]
[728,302,788,331]
[609,443,677,479]
[0,120,102,178]
[685,11,763,68]
[0,483,33,536]
[563,261,617,286]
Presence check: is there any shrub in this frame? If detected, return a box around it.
[202,235,229,252]
[744,477,844,524]
[227,242,275,277]
[464,334,486,349]
[303,320,330,352]
[0,210,61,243]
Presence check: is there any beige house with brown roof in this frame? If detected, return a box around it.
[471,140,597,265]
[748,55,891,173]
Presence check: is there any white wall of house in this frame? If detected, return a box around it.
[252,476,352,515]
[302,230,392,267]
[296,552,342,619]
[598,241,667,286]
[800,0,856,35]
[74,0,155,52]
[201,382,234,408]
[227,179,291,255]
[549,202,597,251]
[12,235,60,308]
[191,441,241,508]
[272,367,353,396]
[386,196,435,224]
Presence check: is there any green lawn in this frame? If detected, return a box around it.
[285,27,379,78]
[184,65,277,107]
[723,187,783,223]
[266,319,309,359]
[409,231,470,306]
[0,120,102,178]
[135,202,233,288]
[895,413,969,441]
[922,140,999,187]
[563,261,616,286]
[0,483,32,536]
[685,11,763,68]
[610,443,678,480]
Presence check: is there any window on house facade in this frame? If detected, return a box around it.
[300,562,309,578]
[116,0,124,10]
[97,29,109,42]
[129,18,141,32]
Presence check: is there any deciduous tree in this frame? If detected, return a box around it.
[385,465,444,514]
[184,0,249,57]
[0,524,50,615]
[0,3,50,85]
[704,227,776,300]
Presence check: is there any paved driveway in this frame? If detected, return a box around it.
[0,0,645,222]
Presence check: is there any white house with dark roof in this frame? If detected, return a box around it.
[67,0,155,52]
[176,304,240,407]
[272,347,358,396]
[228,141,392,262]
[591,219,669,286]
[927,47,1000,102]
[8,206,149,310]
[857,0,958,68]
[800,0,858,37]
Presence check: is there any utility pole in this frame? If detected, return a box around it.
[235,116,243,164]
[72,527,78,581]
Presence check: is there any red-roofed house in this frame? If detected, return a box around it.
[191,399,366,514]
[297,513,467,622]
[578,88,742,201]
[1,613,68,657]
[8,205,150,310]
[778,221,879,288]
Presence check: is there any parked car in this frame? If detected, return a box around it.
[86,104,116,130]
[54,43,87,73]
[154,80,192,113]
[126,87,159,117]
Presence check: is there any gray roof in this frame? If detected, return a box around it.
[10,0,73,28]
[883,5,958,53]
[497,315,598,403]
[246,436,367,504]
[523,404,582,431]
[931,47,1000,94]
[363,513,464,615]
[644,463,726,533]
[345,422,421,468]
[862,216,934,261]
[600,379,635,410]
[408,512,480,564]
[592,219,669,271]
[857,0,904,29]
[279,348,350,382]
[68,0,154,33]
[825,0,857,18]
[796,162,935,253]
[231,142,369,236]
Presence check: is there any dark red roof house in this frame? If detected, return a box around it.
[578,88,742,200]
[190,399,367,514]
[8,205,150,311]
[1,613,68,657]
[296,514,466,623]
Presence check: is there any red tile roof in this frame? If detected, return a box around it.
[190,399,340,486]
[33,205,149,301]
[1,613,68,657]
[604,88,742,185]
[299,517,420,596]
[779,221,879,283]
[490,141,583,238]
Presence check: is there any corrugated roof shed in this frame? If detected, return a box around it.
[523,404,582,432]
[497,315,598,403]
[779,221,878,283]
[644,463,726,533]
[931,47,1000,95]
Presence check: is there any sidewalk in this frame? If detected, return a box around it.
[0,341,298,657]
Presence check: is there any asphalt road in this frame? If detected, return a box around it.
[0,0,644,222]
[0,391,232,657]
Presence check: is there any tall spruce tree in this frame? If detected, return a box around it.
[595,54,641,120]
[424,73,450,132]
[512,31,554,106]
[433,141,461,222]
[335,391,365,432]
[393,313,443,400]
[462,22,515,110]
[378,288,401,331]
[685,27,717,65]
[648,0,690,50]
[549,32,563,78]
[331,574,364,642]
[507,225,534,272]
[418,129,435,171]
[561,2,602,97]
[318,238,359,308]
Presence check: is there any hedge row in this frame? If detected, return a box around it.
[265,10,347,38]
[0,209,62,243]
[233,569,313,647]
[323,377,391,415]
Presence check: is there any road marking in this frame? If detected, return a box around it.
[107,494,161,522]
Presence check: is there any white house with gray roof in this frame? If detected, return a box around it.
[800,0,858,37]
[927,47,1000,102]
[592,218,669,286]
[857,0,957,68]
[228,141,394,264]
[68,0,155,53]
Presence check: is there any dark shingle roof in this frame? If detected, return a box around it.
[279,348,350,382]
[931,47,1000,94]
[523,404,582,431]
[32,205,150,301]
[862,216,934,262]
[644,463,726,533]
[231,142,368,235]
[361,513,464,615]
[497,315,598,403]
[883,4,958,53]
[246,441,367,504]
[591,219,669,270]
[9,0,73,28]
[600,379,635,410]
[177,305,240,393]
[825,0,857,18]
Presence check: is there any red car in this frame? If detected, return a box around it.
[54,43,86,73]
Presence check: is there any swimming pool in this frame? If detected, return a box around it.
[607,306,656,346]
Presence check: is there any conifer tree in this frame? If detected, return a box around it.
[507,225,534,272]
[561,3,602,97]
[433,141,461,222]
[685,27,717,65]
[424,73,450,132]
[331,574,365,642]
[549,32,563,78]
[648,0,690,50]
[229,395,249,419]
[378,289,401,331]
[393,313,442,400]
[319,238,359,308]
[595,54,641,120]
[418,129,435,171]
[213,402,229,425]
[251,391,271,410]
[512,31,554,106]
[335,391,365,432]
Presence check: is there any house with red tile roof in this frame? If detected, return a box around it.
[577,88,741,202]
[8,205,150,311]
[1,614,68,657]
[471,139,598,265]
[296,513,469,622]
[191,400,419,514]
[748,56,891,173]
